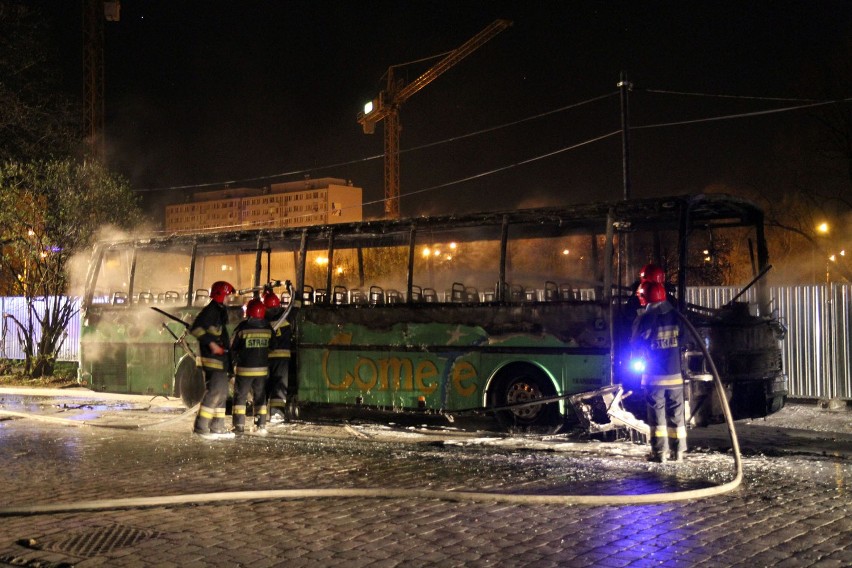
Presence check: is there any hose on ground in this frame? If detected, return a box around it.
[0,315,741,515]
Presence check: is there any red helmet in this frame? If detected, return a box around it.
[210,281,235,303]
[645,282,667,304]
[262,290,281,309]
[245,298,266,319]
[640,264,665,284]
[636,282,651,307]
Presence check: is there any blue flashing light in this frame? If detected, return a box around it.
[630,358,646,373]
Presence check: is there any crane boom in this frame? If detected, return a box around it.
[358,19,511,218]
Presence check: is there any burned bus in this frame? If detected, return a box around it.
[78,193,787,432]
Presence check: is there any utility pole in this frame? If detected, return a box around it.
[618,72,633,293]
[618,71,632,201]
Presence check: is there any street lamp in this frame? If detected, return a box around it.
[814,222,830,284]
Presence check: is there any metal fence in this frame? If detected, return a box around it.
[2,286,850,400]
[685,284,852,401]
[1,297,81,362]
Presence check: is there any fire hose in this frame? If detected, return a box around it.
[0,309,741,515]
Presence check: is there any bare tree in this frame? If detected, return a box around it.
[0,159,141,376]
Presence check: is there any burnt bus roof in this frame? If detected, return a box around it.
[105,193,764,248]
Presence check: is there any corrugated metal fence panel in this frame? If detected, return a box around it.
[1,297,80,362]
[686,284,852,400]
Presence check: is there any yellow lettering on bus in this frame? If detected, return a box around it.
[323,333,353,391]
[452,361,478,397]
[379,358,413,391]
[354,357,378,390]
[415,360,438,394]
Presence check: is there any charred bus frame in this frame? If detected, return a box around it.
[78,193,787,432]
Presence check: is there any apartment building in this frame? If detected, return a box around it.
[164,178,363,233]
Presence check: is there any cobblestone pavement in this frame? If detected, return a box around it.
[0,391,849,567]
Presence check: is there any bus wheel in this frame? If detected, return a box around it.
[492,368,563,435]
[174,356,205,408]
[286,397,300,421]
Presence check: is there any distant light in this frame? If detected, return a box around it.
[433,249,441,257]
[829,254,836,262]
[562,249,570,255]
[315,256,329,266]
[422,247,431,258]
[841,250,846,257]
[336,266,344,275]
[27,229,35,237]
[364,101,373,114]
[449,242,457,250]
[817,222,829,234]
[703,249,710,254]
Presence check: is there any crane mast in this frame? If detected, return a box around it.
[82,0,120,162]
[358,19,511,218]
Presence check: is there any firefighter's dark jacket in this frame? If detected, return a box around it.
[231,318,273,374]
[266,291,301,360]
[630,300,683,387]
[190,300,231,371]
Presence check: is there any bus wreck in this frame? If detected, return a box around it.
[79,193,787,434]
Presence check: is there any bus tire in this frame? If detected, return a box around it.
[490,365,563,435]
[175,356,205,408]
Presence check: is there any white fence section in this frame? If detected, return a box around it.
[1,297,81,362]
[685,284,852,401]
[1,286,849,400]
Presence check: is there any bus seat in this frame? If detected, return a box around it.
[314,289,328,304]
[302,285,314,306]
[451,282,466,303]
[386,289,402,304]
[483,289,495,302]
[423,288,438,303]
[333,285,348,305]
[544,281,559,301]
[509,284,524,302]
[194,289,209,306]
[560,283,574,300]
[164,291,180,303]
[112,291,128,305]
[138,292,154,304]
[350,288,366,304]
[465,286,479,302]
[369,285,384,305]
[156,293,166,303]
[410,285,422,302]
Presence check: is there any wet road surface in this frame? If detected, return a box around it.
[0,389,849,567]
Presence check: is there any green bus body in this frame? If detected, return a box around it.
[78,194,787,431]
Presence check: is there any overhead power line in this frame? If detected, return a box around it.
[134,91,619,193]
[641,88,824,103]
[633,97,852,130]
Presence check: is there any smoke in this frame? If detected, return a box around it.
[66,223,160,298]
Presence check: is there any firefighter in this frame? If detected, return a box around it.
[190,280,236,440]
[264,280,301,423]
[231,298,273,435]
[631,280,687,463]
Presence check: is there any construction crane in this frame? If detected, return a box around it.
[82,0,120,162]
[357,19,511,218]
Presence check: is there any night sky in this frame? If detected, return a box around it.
[51,1,852,222]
